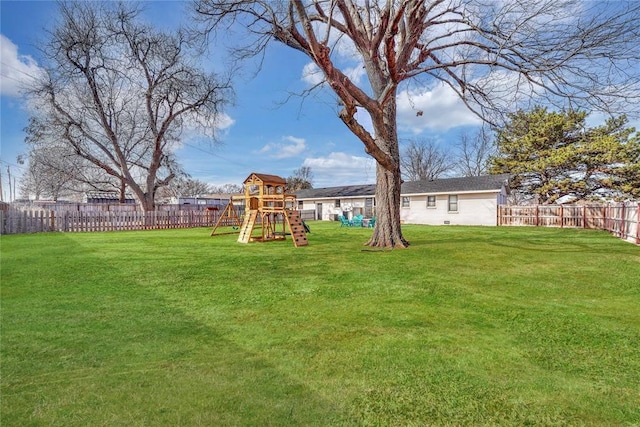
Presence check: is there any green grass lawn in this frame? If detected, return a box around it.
[1,223,639,426]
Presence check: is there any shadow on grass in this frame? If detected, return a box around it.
[1,233,346,426]
[402,226,638,255]
[486,232,639,255]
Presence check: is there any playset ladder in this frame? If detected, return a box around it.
[238,210,258,243]
[285,210,308,247]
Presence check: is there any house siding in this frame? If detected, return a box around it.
[295,175,510,226]
[401,192,500,225]
[300,198,369,220]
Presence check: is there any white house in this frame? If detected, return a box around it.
[295,174,510,226]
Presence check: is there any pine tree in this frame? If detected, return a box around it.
[490,107,640,203]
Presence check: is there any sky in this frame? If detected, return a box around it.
[0,1,492,200]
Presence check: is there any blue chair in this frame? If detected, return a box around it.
[367,217,376,228]
[351,214,364,227]
[338,215,351,227]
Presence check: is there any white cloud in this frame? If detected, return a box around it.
[300,65,481,135]
[214,112,235,131]
[301,60,365,87]
[258,135,307,159]
[302,62,324,86]
[0,34,43,98]
[344,63,365,85]
[303,152,376,187]
[396,83,482,133]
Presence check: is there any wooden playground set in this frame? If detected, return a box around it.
[210,173,309,247]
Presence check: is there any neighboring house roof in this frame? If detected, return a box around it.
[203,193,244,200]
[179,194,236,200]
[85,191,135,200]
[295,174,510,199]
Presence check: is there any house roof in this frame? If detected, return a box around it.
[295,183,377,199]
[295,174,510,199]
[401,174,511,195]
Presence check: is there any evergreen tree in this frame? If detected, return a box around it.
[490,107,640,203]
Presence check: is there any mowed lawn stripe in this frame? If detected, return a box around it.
[1,223,639,425]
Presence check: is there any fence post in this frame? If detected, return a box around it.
[636,203,640,245]
[560,205,564,228]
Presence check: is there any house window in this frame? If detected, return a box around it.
[298,200,303,209]
[448,195,458,212]
[427,195,436,208]
[402,196,410,208]
[335,199,341,208]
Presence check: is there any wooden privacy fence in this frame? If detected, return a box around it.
[498,203,640,244]
[0,208,240,235]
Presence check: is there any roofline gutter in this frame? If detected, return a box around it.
[401,189,503,197]
[298,188,503,201]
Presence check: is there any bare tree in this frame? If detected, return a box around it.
[211,183,243,194]
[193,0,640,248]
[23,117,133,202]
[18,148,75,201]
[287,166,314,191]
[28,1,232,211]
[401,139,453,181]
[181,179,213,197]
[17,158,46,201]
[162,177,213,199]
[453,129,496,177]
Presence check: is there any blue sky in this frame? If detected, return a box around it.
[0,1,485,199]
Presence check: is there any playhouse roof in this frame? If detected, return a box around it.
[243,173,287,185]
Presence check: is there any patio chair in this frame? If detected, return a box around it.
[367,217,376,228]
[351,214,364,227]
[338,215,352,227]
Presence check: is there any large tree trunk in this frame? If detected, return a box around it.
[118,179,126,204]
[127,178,155,212]
[140,193,155,212]
[365,101,409,248]
[141,199,154,211]
[366,162,409,248]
